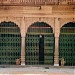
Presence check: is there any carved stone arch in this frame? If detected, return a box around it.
[5,17,21,28]
[25,17,54,34]
[60,18,74,28]
[10,17,21,28]
[25,21,35,33]
[26,21,54,32]
[61,21,74,28]
[38,17,54,33]
[25,17,39,34]
[0,17,21,28]
[39,20,54,32]
[27,21,53,34]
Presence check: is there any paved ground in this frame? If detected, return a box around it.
[0,66,74,75]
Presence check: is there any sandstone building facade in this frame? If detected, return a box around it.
[0,0,75,66]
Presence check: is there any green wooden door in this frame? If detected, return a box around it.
[0,22,21,65]
[59,22,75,66]
[25,22,54,65]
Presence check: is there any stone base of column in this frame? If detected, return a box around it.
[21,63,25,66]
[54,64,59,66]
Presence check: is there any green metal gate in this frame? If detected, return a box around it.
[25,22,54,65]
[59,22,75,66]
[0,21,21,65]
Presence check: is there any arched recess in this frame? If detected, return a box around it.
[59,22,75,66]
[25,22,54,65]
[0,21,21,65]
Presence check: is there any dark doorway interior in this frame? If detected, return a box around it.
[39,35,44,65]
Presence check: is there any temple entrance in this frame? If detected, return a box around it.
[59,22,75,66]
[25,22,54,65]
[0,21,21,65]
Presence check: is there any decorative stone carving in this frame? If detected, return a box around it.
[60,18,74,27]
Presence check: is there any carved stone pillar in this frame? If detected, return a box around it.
[21,36,25,65]
[54,37,59,66]
[54,18,60,66]
[21,17,25,65]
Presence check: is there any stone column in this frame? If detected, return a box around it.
[54,37,59,66]
[54,18,60,66]
[21,36,25,65]
[21,17,25,65]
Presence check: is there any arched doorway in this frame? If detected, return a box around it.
[0,21,21,65]
[59,22,75,66]
[25,22,54,65]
